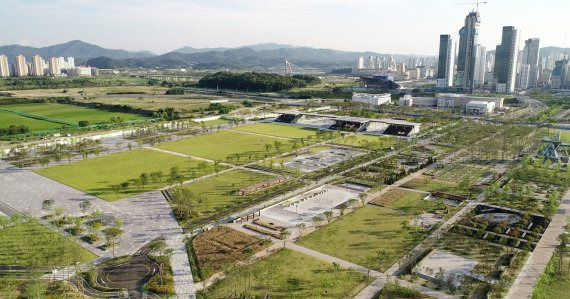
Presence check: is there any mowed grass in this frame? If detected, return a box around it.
[2,103,146,125]
[0,111,62,132]
[334,134,395,150]
[558,129,570,142]
[298,196,440,272]
[156,130,295,163]
[0,219,96,266]
[369,189,425,206]
[36,148,217,201]
[173,170,272,227]
[198,249,369,298]
[232,123,318,139]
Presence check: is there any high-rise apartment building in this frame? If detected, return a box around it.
[30,55,44,76]
[494,26,519,93]
[473,45,487,86]
[14,55,28,77]
[354,56,364,73]
[519,38,540,89]
[456,11,481,92]
[67,57,75,69]
[436,34,455,87]
[49,57,61,76]
[0,55,9,77]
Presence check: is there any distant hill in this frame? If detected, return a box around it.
[174,43,298,54]
[0,40,154,64]
[88,46,430,70]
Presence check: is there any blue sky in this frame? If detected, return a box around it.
[1,0,568,55]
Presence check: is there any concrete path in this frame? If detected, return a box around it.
[505,188,570,299]
[0,160,196,298]
[166,233,196,298]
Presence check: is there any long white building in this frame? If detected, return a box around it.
[352,93,391,106]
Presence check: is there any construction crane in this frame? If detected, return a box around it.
[455,1,487,11]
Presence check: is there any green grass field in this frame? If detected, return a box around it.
[0,219,96,266]
[232,123,318,139]
[156,130,295,163]
[558,130,570,142]
[0,111,63,132]
[2,103,147,125]
[173,169,272,227]
[36,148,217,201]
[198,249,369,298]
[334,134,395,150]
[533,258,570,299]
[298,195,440,272]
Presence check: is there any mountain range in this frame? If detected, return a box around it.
[0,40,153,64]
[1,40,568,70]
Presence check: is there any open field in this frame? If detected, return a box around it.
[198,249,369,298]
[334,134,395,150]
[2,103,147,125]
[0,219,96,266]
[189,226,268,280]
[156,130,295,163]
[298,195,442,272]
[36,148,217,201]
[369,189,425,206]
[233,123,319,139]
[1,80,165,94]
[201,118,230,126]
[171,170,273,227]
[402,175,471,196]
[0,111,62,132]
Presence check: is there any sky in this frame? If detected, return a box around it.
[1,0,568,55]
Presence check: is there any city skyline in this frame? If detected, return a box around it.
[1,0,568,55]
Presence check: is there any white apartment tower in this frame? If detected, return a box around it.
[30,55,44,76]
[436,34,455,87]
[67,57,75,69]
[519,38,540,89]
[473,45,487,86]
[14,55,28,77]
[0,55,9,77]
[49,57,61,76]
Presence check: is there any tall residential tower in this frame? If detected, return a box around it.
[13,55,28,77]
[456,11,481,92]
[494,26,519,93]
[0,55,9,77]
[519,38,540,89]
[436,34,455,87]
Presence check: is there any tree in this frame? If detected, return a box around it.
[140,173,150,189]
[312,216,323,227]
[149,239,169,285]
[79,201,91,214]
[358,193,368,207]
[103,225,124,257]
[296,223,306,238]
[348,198,358,208]
[280,230,291,247]
[338,203,347,215]
[42,199,55,211]
[324,211,333,224]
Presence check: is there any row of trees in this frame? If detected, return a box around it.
[197,72,321,92]
[0,124,30,136]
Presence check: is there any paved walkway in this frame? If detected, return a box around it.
[505,188,570,299]
[0,160,196,298]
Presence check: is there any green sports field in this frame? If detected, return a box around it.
[35,148,218,201]
[0,219,96,266]
[173,169,272,227]
[334,134,395,150]
[298,194,441,272]
[156,130,295,163]
[198,249,369,298]
[0,111,63,132]
[232,123,319,139]
[2,103,147,125]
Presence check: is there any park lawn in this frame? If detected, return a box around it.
[298,204,434,272]
[402,175,472,196]
[334,134,395,150]
[198,249,370,299]
[35,148,218,201]
[173,170,273,228]
[0,111,63,132]
[232,123,319,139]
[2,103,146,125]
[533,257,570,299]
[0,219,96,266]
[156,130,295,163]
[370,189,426,207]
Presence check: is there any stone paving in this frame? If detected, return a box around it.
[0,160,196,298]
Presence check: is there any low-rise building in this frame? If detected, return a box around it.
[352,93,391,106]
[465,100,496,114]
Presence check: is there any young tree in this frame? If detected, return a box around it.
[140,173,150,189]
[324,210,333,224]
[79,201,91,215]
[358,193,368,207]
[42,199,55,211]
[280,230,291,247]
[103,224,124,257]
[296,222,306,238]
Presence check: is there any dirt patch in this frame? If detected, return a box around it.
[369,189,414,206]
